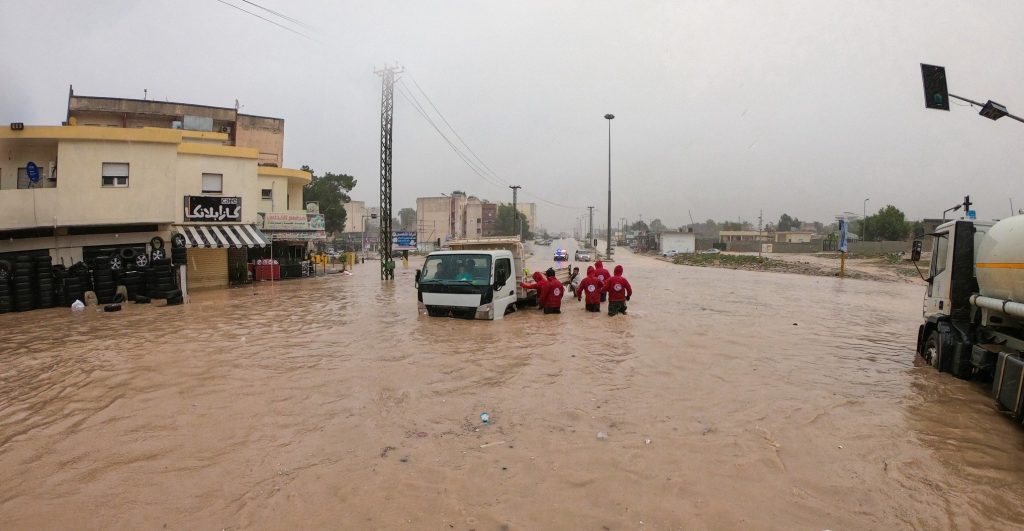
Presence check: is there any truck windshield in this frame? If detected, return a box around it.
[421,254,492,285]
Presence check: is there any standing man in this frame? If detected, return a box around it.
[520,271,548,310]
[604,264,632,316]
[594,260,611,303]
[543,267,565,314]
[575,266,603,312]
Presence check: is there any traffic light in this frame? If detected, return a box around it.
[921,64,950,111]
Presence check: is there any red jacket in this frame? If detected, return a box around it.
[545,276,565,309]
[576,275,603,304]
[520,272,548,307]
[593,261,611,285]
[603,265,632,302]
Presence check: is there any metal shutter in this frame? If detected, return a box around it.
[186,248,228,290]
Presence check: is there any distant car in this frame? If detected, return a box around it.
[554,249,569,262]
[702,248,722,255]
[574,250,591,261]
[662,250,680,257]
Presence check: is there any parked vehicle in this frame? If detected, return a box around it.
[662,250,680,257]
[574,250,591,261]
[702,248,722,255]
[914,199,1024,421]
[415,237,570,320]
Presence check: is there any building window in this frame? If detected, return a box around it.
[101,162,129,187]
[202,173,223,193]
[261,188,273,200]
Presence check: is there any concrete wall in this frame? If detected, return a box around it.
[847,240,922,255]
[174,152,258,224]
[0,140,59,190]
[660,232,696,253]
[417,197,451,245]
[344,201,366,233]
[771,241,823,253]
[236,114,284,166]
[257,175,288,214]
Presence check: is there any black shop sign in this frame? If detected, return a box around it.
[184,195,242,222]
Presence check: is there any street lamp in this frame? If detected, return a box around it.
[604,113,614,260]
[862,198,870,242]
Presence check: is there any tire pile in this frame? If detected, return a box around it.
[0,236,183,312]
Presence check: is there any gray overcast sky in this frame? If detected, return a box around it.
[2,0,1023,231]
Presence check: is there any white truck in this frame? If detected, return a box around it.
[914,202,1024,421]
[415,237,569,320]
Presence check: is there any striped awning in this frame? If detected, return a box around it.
[176,224,271,248]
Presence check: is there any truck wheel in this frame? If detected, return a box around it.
[924,331,943,371]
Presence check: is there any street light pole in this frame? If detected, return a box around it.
[863,198,870,242]
[604,113,615,260]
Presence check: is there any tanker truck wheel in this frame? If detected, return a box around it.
[924,331,944,372]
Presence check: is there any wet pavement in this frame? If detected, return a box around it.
[2,241,1024,529]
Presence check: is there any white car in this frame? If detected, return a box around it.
[702,248,722,255]
[662,250,680,257]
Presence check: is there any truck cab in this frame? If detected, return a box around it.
[416,250,517,320]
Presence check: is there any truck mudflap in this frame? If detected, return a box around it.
[993,352,1024,421]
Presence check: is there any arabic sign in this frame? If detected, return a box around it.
[267,230,327,241]
[263,212,309,230]
[393,231,417,250]
[184,196,242,222]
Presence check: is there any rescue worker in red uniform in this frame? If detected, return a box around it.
[520,271,548,309]
[603,264,632,316]
[575,266,604,312]
[543,267,565,314]
[594,260,611,302]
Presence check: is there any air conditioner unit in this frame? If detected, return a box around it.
[171,121,183,129]
[220,126,232,134]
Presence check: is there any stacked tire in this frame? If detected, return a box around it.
[122,270,144,299]
[35,255,54,309]
[92,256,116,304]
[62,266,85,306]
[0,261,11,314]
[11,257,35,312]
[171,233,187,266]
[146,259,176,299]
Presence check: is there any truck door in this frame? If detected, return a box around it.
[492,257,516,318]
[924,230,952,318]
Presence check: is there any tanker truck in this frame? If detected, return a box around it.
[914,204,1024,421]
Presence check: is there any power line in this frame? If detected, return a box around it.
[399,73,584,210]
[239,0,314,29]
[212,0,314,40]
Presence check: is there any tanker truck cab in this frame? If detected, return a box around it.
[415,250,517,320]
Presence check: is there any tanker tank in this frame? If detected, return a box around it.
[976,215,1024,303]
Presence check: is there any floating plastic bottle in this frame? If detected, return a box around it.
[480,412,490,424]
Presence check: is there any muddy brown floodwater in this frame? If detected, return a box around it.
[3,242,1024,530]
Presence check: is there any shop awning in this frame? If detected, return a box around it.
[176,224,271,248]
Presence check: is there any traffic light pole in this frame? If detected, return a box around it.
[949,93,1024,125]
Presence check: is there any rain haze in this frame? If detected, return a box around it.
[2,0,1023,230]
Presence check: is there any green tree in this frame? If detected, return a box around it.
[495,203,532,240]
[777,213,794,231]
[301,165,357,235]
[398,208,416,231]
[630,220,649,232]
[865,205,911,241]
[649,219,666,232]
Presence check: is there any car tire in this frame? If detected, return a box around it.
[135,253,149,268]
[150,236,165,250]
[151,249,166,262]
[171,233,187,249]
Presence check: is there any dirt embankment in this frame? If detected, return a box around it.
[667,252,925,284]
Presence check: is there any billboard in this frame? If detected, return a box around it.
[392,231,417,250]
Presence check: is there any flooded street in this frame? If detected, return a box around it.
[3,243,1024,530]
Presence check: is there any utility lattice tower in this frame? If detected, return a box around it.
[376,64,403,279]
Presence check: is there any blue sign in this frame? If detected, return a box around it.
[26,161,40,183]
[838,219,848,252]
[392,231,417,250]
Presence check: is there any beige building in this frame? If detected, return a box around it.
[517,202,537,232]
[0,123,310,292]
[774,231,815,243]
[417,196,453,250]
[719,230,772,243]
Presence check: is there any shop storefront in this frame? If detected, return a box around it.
[255,211,327,278]
[177,196,271,291]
